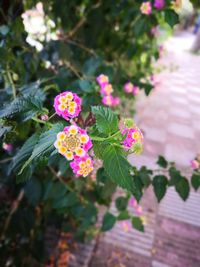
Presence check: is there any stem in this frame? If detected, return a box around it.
[90,130,121,142]
[7,68,16,99]
[48,112,57,121]
[32,117,52,127]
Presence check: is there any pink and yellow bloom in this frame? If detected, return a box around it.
[120,220,131,232]
[70,155,94,177]
[140,2,152,15]
[54,91,81,120]
[54,125,92,160]
[121,124,143,154]
[96,74,109,86]
[154,0,165,10]
[100,83,113,96]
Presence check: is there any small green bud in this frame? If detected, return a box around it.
[132,142,143,154]
[124,118,135,128]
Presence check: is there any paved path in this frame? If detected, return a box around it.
[88,32,200,267]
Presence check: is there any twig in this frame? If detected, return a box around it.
[6,66,16,99]
[64,61,83,80]
[1,189,25,240]
[48,166,73,192]
[0,158,12,164]
[66,39,97,57]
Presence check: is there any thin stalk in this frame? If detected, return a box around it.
[7,68,16,99]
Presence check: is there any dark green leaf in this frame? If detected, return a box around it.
[138,166,152,187]
[132,217,144,232]
[164,9,179,28]
[191,172,200,191]
[102,212,116,231]
[24,177,42,206]
[117,210,130,221]
[157,155,168,168]
[115,196,128,211]
[152,175,168,202]
[19,123,63,176]
[92,106,118,135]
[175,177,190,201]
[169,167,182,186]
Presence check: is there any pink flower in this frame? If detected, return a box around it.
[112,97,120,106]
[96,74,109,86]
[70,154,94,177]
[100,83,113,96]
[120,220,131,232]
[190,160,199,170]
[2,143,13,153]
[133,86,139,96]
[128,197,137,208]
[154,0,165,9]
[54,125,92,161]
[135,206,143,216]
[124,82,134,93]
[140,2,152,15]
[41,114,49,121]
[121,125,143,154]
[102,95,114,106]
[54,91,81,121]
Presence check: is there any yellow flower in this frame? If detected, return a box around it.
[69,125,78,135]
[64,151,74,160]
[79,135,89,144]
[57,132,66,141]
[171,0,182,12]
[58,146,67,154]
[58,104,66,111]
[66,92,73,101]
[59,96,67,103]
[75,147,85,157]
[68,107,75,115]
[69,101,77,108]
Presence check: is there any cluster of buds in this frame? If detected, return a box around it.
[124,82,139,96]
[140,0,165,15]
[121,119,143,154]
[54,91,94,177]
[2,143,13,153]
[96,74,120,107]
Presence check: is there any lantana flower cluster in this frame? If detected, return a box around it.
[54,92,81,121]
[54,91,94,177]
[190,157,200,170]
[140,0,165,15]
[121,119,143,154]
[124,82,139,96]
[96,74,120,107]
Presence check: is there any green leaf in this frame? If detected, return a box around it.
[138,166,152,187]
[164,9,179,28]
[191,172,200,191]
[169,167,181,186]
[19,123,63,176]
[115,196,128,211]
[83,57,102,75]
[157,155,168,168]
[132,217,144,232]
[92,106,118,135]
[117,210,130,221]
[175,177,190,201]
[53,192,79,209]
[102,145,133,193]
[11,133,40,173]
[79,80,94,93]
[152,175,168,202]
[102,212,116,231]
[93,141,109,160]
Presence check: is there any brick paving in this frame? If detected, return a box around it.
[71,32,200,267]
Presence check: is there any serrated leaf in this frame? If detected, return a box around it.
[191,172,200,191]
[152,175,168,202]
[157,155,168,168]
[11,133,40,173]
[132,217,144,232]
[175,177,189,201]
[102,145,133,193]
[19,123,63,176]
[102,212,116,231]
[138,166,152,187]
[92,106,118,135]
[93,141,109,160]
